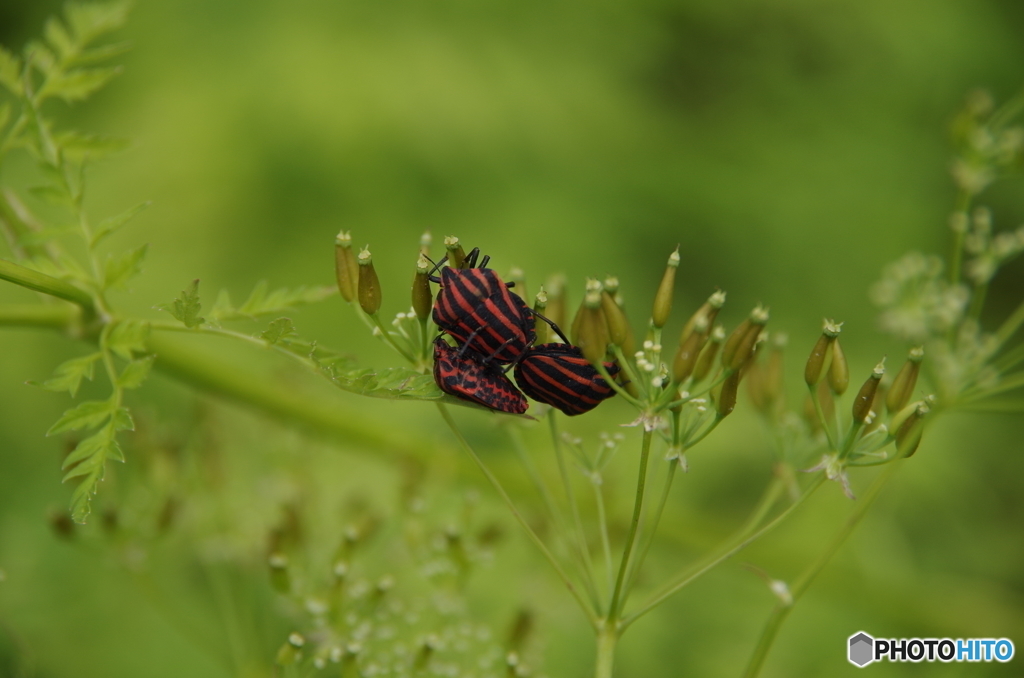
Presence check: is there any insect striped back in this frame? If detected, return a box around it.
[513,343,620,416]
[433,264,536,364]
[433,336,528,414]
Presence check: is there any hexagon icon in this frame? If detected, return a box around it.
[848,632,874,667]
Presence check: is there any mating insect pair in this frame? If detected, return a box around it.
[430,248,620,415]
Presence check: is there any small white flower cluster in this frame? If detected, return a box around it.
[871,252,969,342]
[962,208,1024,285]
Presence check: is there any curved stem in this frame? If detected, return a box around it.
[622,473,824,630]
[0,258,95,310]
[437,403,597,626]
[608,429,652,621]
[742,461,903,678]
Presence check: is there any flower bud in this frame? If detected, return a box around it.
[578,291,609,363]
[804,319,842,386]
[602,289,635,355]
[276,632,305,665]
[723,305,769,371]
[334,231,359,303]
[827,337,849,395]
[357,247,382,315]
[545,274,567,330]
[651,246,680,329]
[509,266,527,302]
[534,288,550,344]
[716,370,740,417]
[693,324,725,383]
[763,333,786,406]
[603,276,620,295]
[851,359,885,424]
[444,235,467,269]
[681,290,726,343]
[571,278,602,345]
[895,401,929,458]
[672,316,707,383]
[411,255,432,321]
[268,552,291,593]
[886,346,924,413]
[419,230,432,256]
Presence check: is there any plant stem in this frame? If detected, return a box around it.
[593,475,615,599]
[608,429,652,621]
[549,411,603,612]
[437,403,597,625]
[741,461,903,678]
[0,258,95,311]
[594,623,618,678]
[0,302,77,328]
[622,474,824,629]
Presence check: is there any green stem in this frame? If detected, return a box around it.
[0,258,95,311]
[622,457,679,602]
[0,302,77,328]
[808,385,838,451]
[608,429,652,621]
[437,403,597,625]
[741,461,902,678]
[549,411,603,612]
[594,623,618,678]
[622,474,823,629]
[593,474,615,600]
[994,297,1024,349]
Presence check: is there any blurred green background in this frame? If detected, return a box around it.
[1,0,1023,676]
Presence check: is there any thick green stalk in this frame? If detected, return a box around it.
[594,623,618,678]
[0,258,95,310]
[0,303,77,328]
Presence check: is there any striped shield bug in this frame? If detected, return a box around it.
[432,336,528,414]
[430,248,536,365]
[513,343,620,416]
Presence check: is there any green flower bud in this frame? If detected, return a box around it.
[851,359,885,424]
[419,230,432,256]
[444,235,467,269]
[509,266,527,302]
[716,370,740,417]
[578,291,609,363]
[357,247,382,315]
[672,316,708,383]
[725,305,768,371]
[827,337,850,395]
[334,231,359,303]
[602,289,635,355]
[764,332,786,406]
[411,255,432,321]
[545,274,567,330]
[571,278,602,345]
[268,552,291,593]
[895,401,929,458]
[603,276,620,294]
[534,288,550,344]
[693,324,725,383]
[651,246,680,329]
[276,632,305,665]
[681,289,726,343]
[886,346,924,413]
[804,319,842,386]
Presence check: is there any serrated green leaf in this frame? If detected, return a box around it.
[106,320,150,360]
[65,1,131,48]
[38,66,121,103]
[68,465,103,524]
[261,317,296,345]
[158,279,204,328]
[110,407,133,432]
[63,455,102,481]
[102,243,147,290]
[56,131,130,163]
[117,356,153,389]
[47,399,112,436]
[25,41,57,74]
[44,17,75,60]
[89,201,149,248]
[329,365,443,401]
[41,352,102,396]
[70,40,132,67]
[0,46,22,95]
[61,430,108,469]
[28,184,74,208]
[212,281,336,320]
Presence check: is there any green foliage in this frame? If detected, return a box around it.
[210,280,336,321]
[39,352,102,396]
[260,316,296,344]
[90,201,149,248]
[102,243,147,290]
[159,279,204,328]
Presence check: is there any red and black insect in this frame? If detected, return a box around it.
[433,336,528,414]
[513,343,620,416]
[429,248,536,365]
